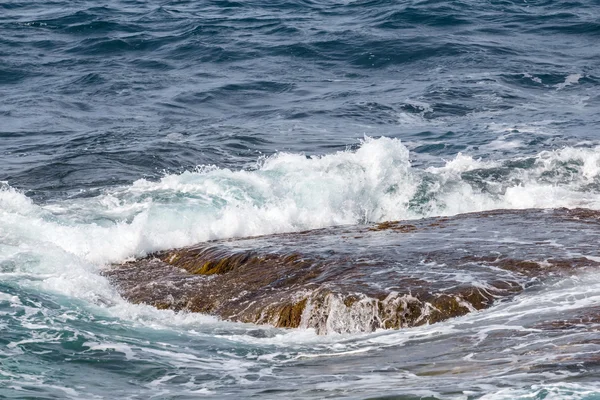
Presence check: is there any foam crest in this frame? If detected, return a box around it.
[2,138,600,267]
[427,145,600,213]
[482,382,600,400]
[0,182,38,217]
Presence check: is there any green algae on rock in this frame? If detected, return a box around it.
[104,208,600,334]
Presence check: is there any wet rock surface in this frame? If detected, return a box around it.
[104,208,600,334]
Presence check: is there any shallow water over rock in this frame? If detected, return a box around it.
[105,208,600,334]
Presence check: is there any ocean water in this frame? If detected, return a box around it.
[1,0,600,398]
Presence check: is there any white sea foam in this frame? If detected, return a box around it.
[556,73,583,90]
[482,382,600,400]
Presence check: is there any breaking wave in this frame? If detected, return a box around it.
[3,136,600,270]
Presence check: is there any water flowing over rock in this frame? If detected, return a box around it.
[104,208,600,334]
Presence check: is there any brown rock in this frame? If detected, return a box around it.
[103,208,600,334]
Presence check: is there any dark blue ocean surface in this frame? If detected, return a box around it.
[1,1,600,399]
[2,0,599,199]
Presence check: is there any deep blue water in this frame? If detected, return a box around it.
[1,1,600,399]
[2,0,599,199]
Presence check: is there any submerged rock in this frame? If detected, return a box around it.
[104,208,600,334]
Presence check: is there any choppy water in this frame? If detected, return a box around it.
[1,0,600,398]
